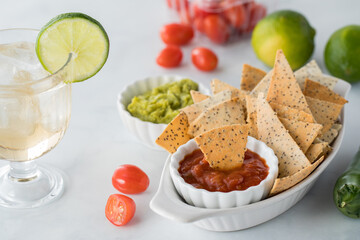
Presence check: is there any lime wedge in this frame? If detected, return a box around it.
[36,12,109,82]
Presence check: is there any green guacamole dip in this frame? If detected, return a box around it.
[127,79,198,124]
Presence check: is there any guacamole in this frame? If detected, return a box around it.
[127,79,198,124]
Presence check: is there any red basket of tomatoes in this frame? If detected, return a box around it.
[166,0,270,44]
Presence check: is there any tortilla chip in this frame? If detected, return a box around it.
[190,90,209,103]
[210,79,237,94]
[332,123,342,132]
[304,78,348,105]
[245,95,258,138]
[256,94,310,178]
[210,79,248,98]
[240,64,266,91]
[182,90,233,124]
[194,124,249,171]
[307,74,338,90]
[250,69,273,97]
[319,128,338,144]
[305,142,329,163]
[294,60,322,90]
[266,50,313,117]
[270,102,315,123]
[188,98,246,137]
[269,156,325,196]
[246,95,256,119]
[305,96,344,134]
[247,114,258,139]
[278,117,323,153]
[155,112,192,153]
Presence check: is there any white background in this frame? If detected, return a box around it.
[0,0,360,239]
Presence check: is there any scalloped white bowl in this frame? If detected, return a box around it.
[170,137,278,209]
[117,76,209,150]
[150,77,351,231]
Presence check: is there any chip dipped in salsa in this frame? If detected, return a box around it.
[178,149,269,192]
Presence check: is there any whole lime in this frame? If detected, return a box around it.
[324,25,360,83]
[251,10,315,70]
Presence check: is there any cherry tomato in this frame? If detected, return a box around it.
[160,23,194,45]
[203,15,230,44]
[179,8,192,24]
[112,164,150,194]
[166,0,189,12]
[242,2,266,33]
[223,1,246,28]
[247,3,267,32]
[192,3,219,19]
[156,45,183,68]
[191,47,218,71]
[105,194,136,226]
[194,17,205,33]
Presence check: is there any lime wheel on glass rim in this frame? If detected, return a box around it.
[36,12,109,82]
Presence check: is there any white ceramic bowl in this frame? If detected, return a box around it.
[150,77,351,231]
[117,76,209,150]
[170,137,278,209]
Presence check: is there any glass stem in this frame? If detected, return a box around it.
[8,160,39,182]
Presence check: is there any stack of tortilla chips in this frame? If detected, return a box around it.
[156,49,347,196]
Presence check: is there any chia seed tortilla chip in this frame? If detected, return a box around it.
[210,79,249,98]
[240,64,266,91]
[319,128,338,144]
[190,90,209,103]
[245,95,258,138]
[278,117,323,153]
[194,124,249,171]
[295,61,338,91]
[155,112,192,153]
[331,123,342,132]
[182,90,233,124]
[269,155,325,196]
[305,142,330,163]
[247,115,258,139]
[249,69,273,97]
[294,60,322,90]
[308,74,338,90]
[270,102,315,123]
[188,98,246,137]
[305,96,344,135]
[245,95,257,121]
[266,50,313,118]
[256,94,310,178]
[304,78,348,105]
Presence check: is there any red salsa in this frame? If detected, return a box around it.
[178,149,269,192]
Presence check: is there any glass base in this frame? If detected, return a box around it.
[0,163,64,208]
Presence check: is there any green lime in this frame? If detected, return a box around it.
[251,10,315,70]
[324,25,360,83]
[36,12,109,82]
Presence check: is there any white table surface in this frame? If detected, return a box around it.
[1,0,360,239]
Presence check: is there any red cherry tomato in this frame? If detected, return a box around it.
[112,164,150,194]
[194,17,205,33]
[192,3,219,19]
[203,15,230,44]
[243,3,266,33]
[166,0,189,11]
[105,194,136,226]
[156,45,183,68]
[191,47,218,71]
[160,23,194,45]
[223,1,246,28]
[179,8,192,24]
[249,3,267,31]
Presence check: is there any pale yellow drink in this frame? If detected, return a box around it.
[0,41,71,162]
